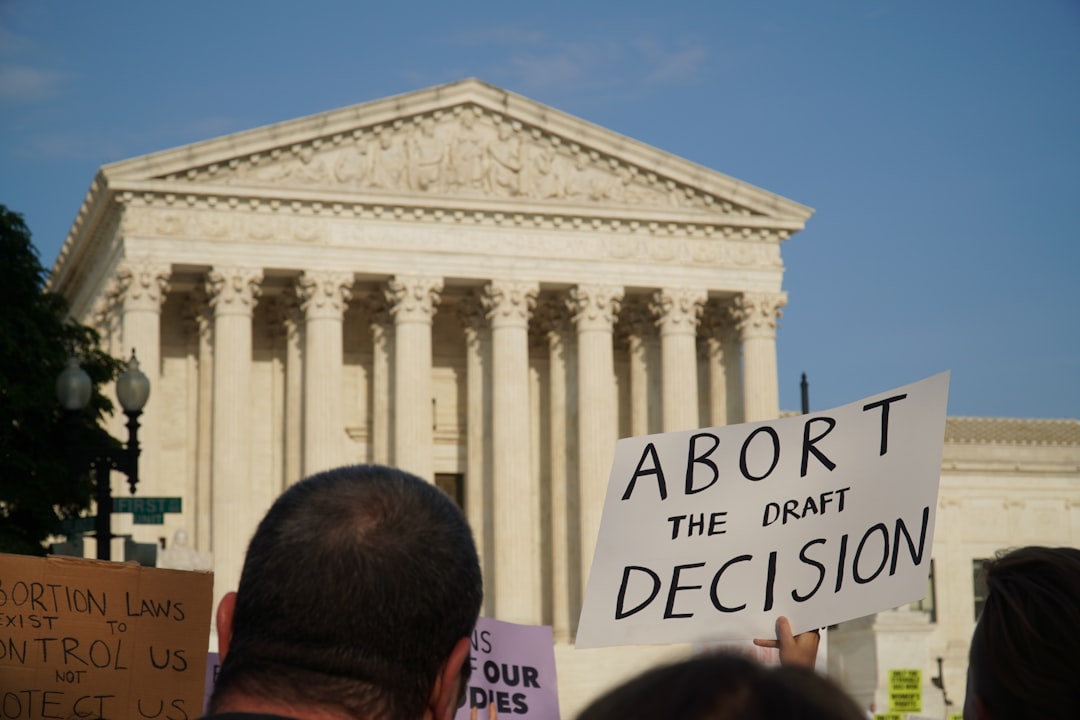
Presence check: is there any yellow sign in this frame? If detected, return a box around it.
[888,668,922,712]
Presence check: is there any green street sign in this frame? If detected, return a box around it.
[114,497,182,514]
[61,516,97,535]
[133,513,165,525]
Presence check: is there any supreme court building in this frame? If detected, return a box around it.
[50,79,1080,714]
[50,78,808,708]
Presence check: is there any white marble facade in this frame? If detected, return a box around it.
[53,78,812,713]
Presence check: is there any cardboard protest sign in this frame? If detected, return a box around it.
[577,372,949,648]
[0,553,213,720]
[456,617,560,720]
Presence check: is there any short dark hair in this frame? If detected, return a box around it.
[968,545,1080,719]
[211,464,483,719]
[576,653,865,720]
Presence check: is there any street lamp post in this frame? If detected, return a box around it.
[56,350,150,561]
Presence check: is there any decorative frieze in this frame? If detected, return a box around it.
[168,104,759,218]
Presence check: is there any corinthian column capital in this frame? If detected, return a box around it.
[115,259,171,313]
[296,270,354,320]
[482,279,539,329]
[650,288,706,335]
[386,275,443,324]
[206,266,263,316]
[568,284,624,331]
[730,291,787,339]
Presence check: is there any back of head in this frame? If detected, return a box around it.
[968,545,1080,719]
[211,464,483,719]
[576,653,865,720]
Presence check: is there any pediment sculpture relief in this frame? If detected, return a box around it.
[181,106,756,215]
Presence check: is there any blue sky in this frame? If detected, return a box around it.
[2,1,1077,419]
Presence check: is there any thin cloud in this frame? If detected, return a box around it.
[451,26,546,48]
[0,64,65,102]
[634,39,708,85]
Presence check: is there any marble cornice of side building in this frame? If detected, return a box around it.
[945,417,1080,447]
[111,184,798,244]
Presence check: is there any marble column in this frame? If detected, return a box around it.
[115,259,171,500]
[619,297,658,438]
[731,291,787,422]
[651,288,706,432]
[264,296,303,488]
[182,292,213,555]
[297,271,354,476]
[568,283,623,588]
[534,299,577,640]
[367,295,393,466]
[700,300,738,426]
[483,279,540,624]
[206,266,262,609]
[459,293,494,617]
[386,275,442,481]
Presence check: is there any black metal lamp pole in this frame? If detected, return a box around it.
[56,350,149,561]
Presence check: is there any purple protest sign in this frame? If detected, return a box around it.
[456,617,561,720]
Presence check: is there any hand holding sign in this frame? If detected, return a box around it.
[751,616,820,669]
[577,372,949,648]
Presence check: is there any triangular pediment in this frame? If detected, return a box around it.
[101,79,812,223]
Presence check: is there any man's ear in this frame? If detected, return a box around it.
[216,592,238,662]
[427,636,471,720]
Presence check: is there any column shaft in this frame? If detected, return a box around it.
[387,275,442,481]
[569,284,623,589]
[298,271,353,476]
[484,280,540,624]
[207,266,262,612]
[652,288,706,432]
[732,292,787,422]
[116,260,170,500]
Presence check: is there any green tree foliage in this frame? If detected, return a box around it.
[0,205,123,555]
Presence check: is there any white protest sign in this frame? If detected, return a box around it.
[457,617,560,720]
[576,372,949,649]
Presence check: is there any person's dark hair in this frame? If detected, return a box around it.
[576,652,865,720]
[210,464,483,719]
[967,545,1080,719]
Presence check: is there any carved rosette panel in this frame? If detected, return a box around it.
[176,104,758,217]
[385,275,443,324]
[482,280,539,329]
[296,271,355,320]
[730,292,787,340]
[115,259,171,313]
[206,267,264,316]
[650,288,706,335]
[568,284,624,332]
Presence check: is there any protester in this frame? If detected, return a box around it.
[575,651,865,720]
[963,545,1080,719]
[203,464,483,720]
